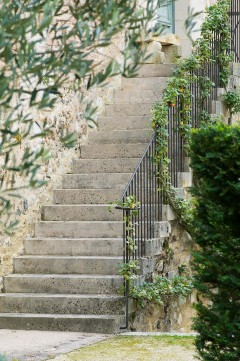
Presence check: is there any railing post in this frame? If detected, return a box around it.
[116,205,139,330]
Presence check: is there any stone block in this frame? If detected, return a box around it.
[141,41,165,64]
[162,205,176,221]
[145,238,163,257]
[230,62,240,76]
[155,221,171,238]
[211,100,226,115]
[177,172,192,188]
[140,257,155,276]
[152,34,180,46]
[162,45,182,63]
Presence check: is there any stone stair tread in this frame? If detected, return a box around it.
[0,313,124,332]
[80,143,149,159]
[121,76,169,87]
[97,116,150,130]
[64,172,132,176]
[104,103,152,117]
[54,188,122,191]
[26,236,123,240]
[73,158,140,164]
[16,255,123,260]
[24,237,123,257]
[71,157,139,173]
[3,274,123,295]
[0,313,123,319]
[109,91,163,104]
[62,173,131,190]
[136,63,176,77]
[34,221,124,238]
[5,274,122,279]
[0,293,123,299]
[36,220,123,222]
[53,189,122,205]
[88,129,152,144]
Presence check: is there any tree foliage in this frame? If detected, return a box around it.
[0,0,162,233]
[190,123,240,361]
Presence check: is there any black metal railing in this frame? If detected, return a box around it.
[118,1,240,328]
[229,0,240,62]
[121,132,161,263]
[120,107,186,268]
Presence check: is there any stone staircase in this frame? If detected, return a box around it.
[0,63,177,333]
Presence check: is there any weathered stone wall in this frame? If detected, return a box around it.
[0,30,123,289]
[130,220,196,333]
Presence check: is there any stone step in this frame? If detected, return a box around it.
[81,143,148,159]
[0,313,124,333]
[136,64,176,77]
[14,256,123,275]
[53,189,122,205]
[72,158,139,174]
[0,294,125,315]
[88,129,153,145]
[42,205,122,222]
[177,172,192,188]
[4,274,123,295]
[35,221,123,238]
[97,116,151,131]
[24,237,123,256]
[62,173,131,189]
[110,90,163,104]
[104,103,152,117]
[121,76,168,90]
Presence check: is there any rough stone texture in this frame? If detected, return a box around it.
[163,45,182,63]
[152,34,181,46]
[140,41,165,64]
[0,35,124,288]
[130,220,196,333]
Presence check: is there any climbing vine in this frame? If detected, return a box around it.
[223,89,240,124]
[152,0,232,232]
[115,0,233,310]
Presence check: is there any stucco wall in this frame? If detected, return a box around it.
[175,0,216,57]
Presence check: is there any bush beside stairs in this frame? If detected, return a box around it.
[0,59,191,333]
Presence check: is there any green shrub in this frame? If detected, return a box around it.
[190,123,240,361]
[130,272,193,308]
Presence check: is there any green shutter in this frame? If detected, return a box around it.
[156,1,175,33]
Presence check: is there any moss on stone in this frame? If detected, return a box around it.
[49,335,197,361]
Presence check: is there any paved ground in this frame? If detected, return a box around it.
[0,330,197,361]
[0,330,111,361]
